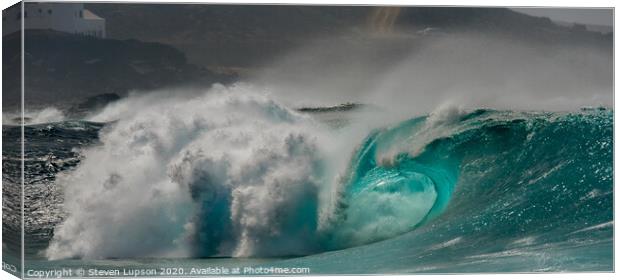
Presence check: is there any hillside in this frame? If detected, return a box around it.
[3,5,612,109]
[87,4,612,67]
[2,30,231,108]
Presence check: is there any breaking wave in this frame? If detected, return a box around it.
[44,84,612,271]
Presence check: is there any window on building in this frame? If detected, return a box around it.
[24,11,27,18]
[38,8,42,14]
[16,13,20,20]
[48,9,52,15]
[79,10,83,18]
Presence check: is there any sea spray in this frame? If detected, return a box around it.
[3,107,66,125]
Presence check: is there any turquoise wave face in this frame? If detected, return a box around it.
[287,108,613,272]
[324,117,460,249]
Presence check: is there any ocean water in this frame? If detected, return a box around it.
[2,90,613,276]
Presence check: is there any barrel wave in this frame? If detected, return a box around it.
[281,107,613,272]
[321,116,460,249]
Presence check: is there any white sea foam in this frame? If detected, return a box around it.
[46,83,334,259]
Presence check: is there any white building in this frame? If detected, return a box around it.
[2,3,105,38]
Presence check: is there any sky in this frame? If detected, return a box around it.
[512,8,613,26]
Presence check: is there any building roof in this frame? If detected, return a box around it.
[83,9,103,20]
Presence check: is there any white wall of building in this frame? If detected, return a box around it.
[2,3,105,38]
